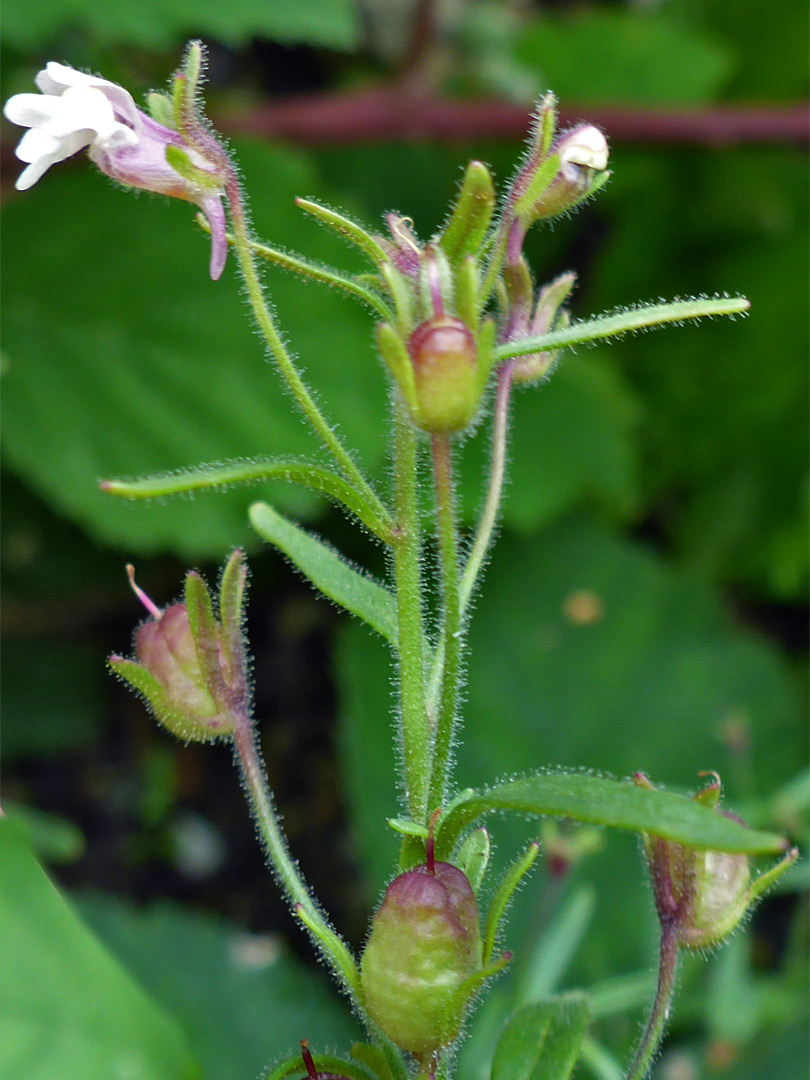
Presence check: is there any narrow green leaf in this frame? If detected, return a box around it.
[0,819,196,1080]
[250,502,398,645]
[196,215,391,317]
[491,994,591,1080]
[514,885,596,1005]
[483,842,541,964]
[295,198,390,266]
[493,296,750,362]
[436,773,786,858]
[454,826,491,894]
[102,459,393,542]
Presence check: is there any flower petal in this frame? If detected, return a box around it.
[199,192,228,280]
[4,92,62,128]
[35,61,139,127]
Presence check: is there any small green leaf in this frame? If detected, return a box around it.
[436,773,786,858]
[250,502,398,645]
[483,842,541,964]
[493,296,750,363]
[295,198,390,266]
[491,994,590,1080]
[0,819,196,1080]
[101,458,392,542]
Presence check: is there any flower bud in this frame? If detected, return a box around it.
[635,773,798,951]
[109,551,249,742]
[360,860,482,1054]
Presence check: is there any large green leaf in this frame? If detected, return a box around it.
[0,818,196,1080]
[78,893,359,1080]
[512,11,734,105]
[2,0,360,50]
[491,995,590,1080]
[250,501,397,644]
[436,774,785,858]
[1,140,386,558]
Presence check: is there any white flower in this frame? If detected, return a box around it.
[3,62,229,279]
[4,63,139,190]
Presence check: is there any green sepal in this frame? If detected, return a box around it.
[376,322,418,415]
[295,198,390,267]
[533,91,558,158]
[218,548,247,678]
[483,841,541,964]
[438,160,495,268]
[491,993,590,1080]
[146,91,175,128]
[351,1042,398,1080]
[454,255,480,332]
[250,502,398,645]
[164,144,221,189]
[473,317,498,396]
[381,263,416,336]
[514,152,561,219]
[502,258,534,319]
[565,167,611,215]
[387,818,429,840]
[437,951,512,1045]
[108,656,218,743]
[263,1049,376,1080]
[183,571,228,706]
[454,827,491,894]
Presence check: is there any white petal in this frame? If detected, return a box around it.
[3,92,62,128]
[15,127,63,163]
[36,61,138,126]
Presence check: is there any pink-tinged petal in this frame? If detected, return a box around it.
[35,62,139,127]
[199,192,228,280]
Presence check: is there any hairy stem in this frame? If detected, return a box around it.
[231,712,362,1002]
[625,924,680,1080]
[391,403,431,824]
[428,433,462,811]
[461,359,517,611]
[224,175,388,524]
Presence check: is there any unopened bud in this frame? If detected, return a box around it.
[636,773,798,951]
[109,551,249,742]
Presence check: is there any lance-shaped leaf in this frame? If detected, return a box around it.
[435,773,786,860]
[491,994,591,1080]
[196,215,391,317]
[295,198,390,266]
[493,295,750,363]
[101,458,393,543]
[250,502,398,645]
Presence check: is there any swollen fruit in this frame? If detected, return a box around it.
[360,859,482,1055]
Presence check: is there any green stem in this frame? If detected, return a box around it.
[428,433,462,811]
[224,175,388,524]
[231,711,362,1003]
[461,359,516,611]
[391,403,430,824]
[624,924,680,1080]
[478,220,511,313]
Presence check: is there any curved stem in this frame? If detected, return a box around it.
[391,402,430,824]
[428,433,462,811]
[625,924,680,1080]
[224,175,388,524]
[231,712,362,1003]
[461,359,517,611]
